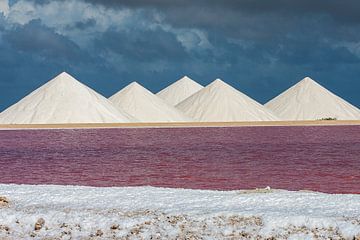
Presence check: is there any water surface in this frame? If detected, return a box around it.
[0,126,359,193]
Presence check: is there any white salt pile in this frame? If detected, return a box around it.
[265,77,360,120]
[0,72,134,124]
[109,82,193,122]
[156,76,204,106]
[176,79,279,122]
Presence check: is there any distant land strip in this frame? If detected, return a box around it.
[0,120,360,130]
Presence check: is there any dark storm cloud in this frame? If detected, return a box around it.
[28,0,360,42]
[28,0,360,26]
[98,28,188,61]
[81,0,360,24]
[71,19,97,30]
[3,20,86,61]
[22,0,360,43]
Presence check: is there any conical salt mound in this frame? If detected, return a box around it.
[0,72,134,124]
[176,79,279,122]
[156,76,204,106]
[265,77,360,120]
[109,82,193,122]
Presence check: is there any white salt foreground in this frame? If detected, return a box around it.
[176,79,280,122]
[110,82,192,122]
[266,77,360,120]
[0,72,134,124]
[156,76,204,106]
[0,184,359,239]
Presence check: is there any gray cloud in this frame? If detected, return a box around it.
[81,0,360,24]
[3,20,86,61]
[41,0,358,47]
[98,29,188,62]
[70,19,97,31]
[21,0,360,42]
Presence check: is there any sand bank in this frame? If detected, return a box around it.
[0,120,359,130]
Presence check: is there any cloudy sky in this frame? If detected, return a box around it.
[0,0,360,110]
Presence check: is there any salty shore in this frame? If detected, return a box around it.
[0,120,360,130]
[0,184,359,239]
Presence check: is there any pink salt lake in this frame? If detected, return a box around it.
[0,125,359,194]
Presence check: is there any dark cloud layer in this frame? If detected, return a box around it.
[99,29,187,61]
[4,20,85,61]
[83,0,360,24]
[0,0,360,111]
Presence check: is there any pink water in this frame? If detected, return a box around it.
[0,126,359,193]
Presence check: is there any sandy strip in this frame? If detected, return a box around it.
[0,120,359,130]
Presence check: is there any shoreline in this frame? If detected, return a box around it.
[0,120,360,130]
[0,183,356,195]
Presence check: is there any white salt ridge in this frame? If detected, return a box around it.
[176,79,279,122]
[110,82,193,122]
[265,77,360,120]
[0,72,134,124]
[0,184,359,239]
[156,76,204,106]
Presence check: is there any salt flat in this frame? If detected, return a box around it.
[0,184,359,239]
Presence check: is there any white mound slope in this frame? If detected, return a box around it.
[0,72,134,124]
[156,76,204,105]
[176,79,279,122]
[109,82,193,122]
[265,77,360,120]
